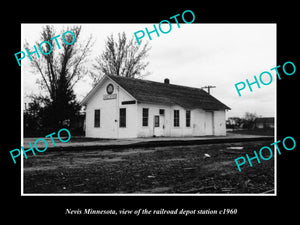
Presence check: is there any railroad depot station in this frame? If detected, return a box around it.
[80,75,230,139]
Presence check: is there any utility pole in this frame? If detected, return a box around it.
[201,85,216,94]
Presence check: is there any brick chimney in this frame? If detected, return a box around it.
[164,78,170,84]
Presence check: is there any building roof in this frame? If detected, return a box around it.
[254,117,274,123]
[81,75,230,110]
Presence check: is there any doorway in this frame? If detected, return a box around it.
[153,115,165,136]
[205,111,214,135]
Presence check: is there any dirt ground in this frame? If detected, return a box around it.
[23,141,274,194]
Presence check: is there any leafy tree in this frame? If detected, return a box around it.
[90,32,151,84]
[24,95,44,136]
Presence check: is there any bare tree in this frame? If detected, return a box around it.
[90,32,151,85]
[244,112,258,122]
[25,25,93,130]
[26,25,93,102]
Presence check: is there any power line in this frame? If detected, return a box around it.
[201,85,216,94]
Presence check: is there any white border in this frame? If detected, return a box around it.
[21,24,24,195]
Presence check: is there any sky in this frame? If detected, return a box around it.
[21,23,276,119]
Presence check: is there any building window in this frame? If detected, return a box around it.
[119,108,126,127]
[142,108,149,126]
[186,110,191,127]
[154,115,160,127]
[159,109,165,115]
[174,110,180,127]
[94,109,100,127]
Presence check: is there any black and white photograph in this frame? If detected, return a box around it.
[21,23,276,195]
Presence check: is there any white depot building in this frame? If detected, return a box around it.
[80,75,230,139]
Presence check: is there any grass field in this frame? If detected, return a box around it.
[23,141,274,194]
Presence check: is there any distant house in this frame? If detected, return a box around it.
[226,117,241,128]
[80,75,230,138]
[254,117,274,129]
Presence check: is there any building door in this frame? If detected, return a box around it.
[102,106,118,138]
[205,111,214,135]
[153,115,165,136]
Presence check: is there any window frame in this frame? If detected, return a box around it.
[174,109,180,127]
[154,115,160,127]
[94,109,100,128]
[186,110,191,127]
[119,108,126,128]
[142,108,149,127]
